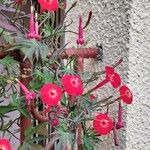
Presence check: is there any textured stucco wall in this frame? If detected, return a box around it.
[127,0,150,150]
[66,0,150,150]
[66,0,130,149]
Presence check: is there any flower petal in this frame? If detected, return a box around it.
[105,66,114,76]
[109,73,121,88]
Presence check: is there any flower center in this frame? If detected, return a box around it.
[49,89,57,98]
[71,78,78,87]
[45,0,52,4]
[125,90,131,98]
[0,145,6,150]
[100,120,108,127]
[110,74,115,82]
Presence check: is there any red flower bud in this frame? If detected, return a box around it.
[76,15,85,45]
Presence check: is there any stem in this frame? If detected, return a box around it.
[101,97,120,107]
[29,6,35,34]
[85,78,109,95]
[92,95,113,106]
[83,11,92,29]
[118,101,122,122]
[20,58,32,144]
[116,101,124,129]
[113,120,119,146]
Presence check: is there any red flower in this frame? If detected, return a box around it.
[0,139,12,150]
[93,113,114,135]
[105,66,121,88]
[61,75,83,96]
[87,66,121,93]
[119,85,133,104]
[38,0,58,11]
[40,83,62,106]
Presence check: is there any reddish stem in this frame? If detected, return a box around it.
[86,78,109,94]
[31,101,49,122]
[16,79,29,94]
[20,59,32,143]
[116,101,124,129]
[27,6,35,39]
[75,57,84,150]
[118,102,122,122]
[113,120,119,146]
[29,6,35,34]
[76,15,84,45]
[83,11,92,29]
[35,13,41,40]
[79,16,84,39]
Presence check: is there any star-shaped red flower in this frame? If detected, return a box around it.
[93,113,114,135]
[89,66,121,92]
[40,83,62,106]
[105,66,121,88]
[61,74,83,96]
[38,0,58,11]
[0,139,12,150]
[119,85,133,104]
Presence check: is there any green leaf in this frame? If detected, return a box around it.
[82,128,100,150]
[20,39,50,62]
[0,104,16,116]
[0,56,18,67]
[54,130,74,150]
[30,69,53,90]
[42,24,54,37]
[61,94,67,106]
[10,95,23,107]
[83,138,94,150]
[3,31,14,45]
[10,95,30,117]
[25,122,48,141]
[18,107,31,118]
